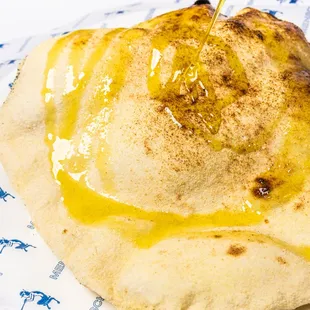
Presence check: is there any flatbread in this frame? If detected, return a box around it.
[1,4,310,310]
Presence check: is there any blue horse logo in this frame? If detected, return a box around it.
[262,9,283,17]
[277,0,299,3]
[20,290,60,310]
[0,187,15,202]
[0,238,36,254]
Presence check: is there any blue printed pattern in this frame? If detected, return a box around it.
[303,6,310,32]
[262,9,283,16]
[27,221,35,229]
[0,238,36,254]
[277,0,300,3]
[6,59,18,65]
[20,290,60,310]
[90,297,105,310]
[0,186,15,202]
[49,261,65,280]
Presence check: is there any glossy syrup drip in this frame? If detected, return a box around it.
[183,0,227,93]
[147,1,252,151]
[41,7,310,259]
[194,0,226,58]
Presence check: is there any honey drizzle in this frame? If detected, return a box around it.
[185,0,226,81]
[41,6,310,260]
[43,34,75,144]
[249,77,310,212]
[147,1,252,151]
[58,168,263,246]
[64,28,126,190]
[59,31,93,140]
[239,14,310,211]
[195,0,226,58]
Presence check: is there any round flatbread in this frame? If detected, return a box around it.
[1,4,310,310]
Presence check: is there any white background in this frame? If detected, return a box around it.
[1,0,310,42]
[0,0,163,42]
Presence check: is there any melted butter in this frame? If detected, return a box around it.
[248,72,310,210]
[41,6,310,260]
[43,34,74,144]
[58,168,263,247]
[65,28,124,184]
[59,30,93,139]
[235,18,310,210]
